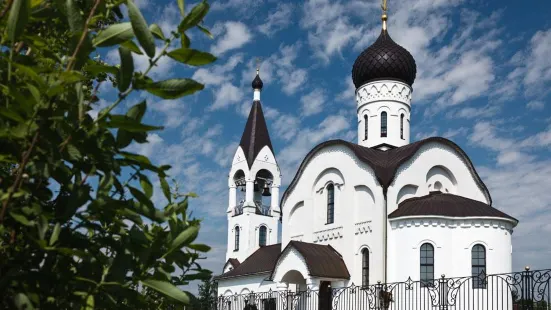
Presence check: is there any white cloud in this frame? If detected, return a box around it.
[527,100,544,111]
[240,43,308,96]
[278,114,350,184]
[263,106,301,141]
[210,22,252,55]
[300,88,325,116]
[258,3,294,36]
[446,105,501,119]
[210,83,244,110]
[192,54,244,86]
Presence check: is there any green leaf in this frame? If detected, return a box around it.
[160,177,171,203]
[128,186,153,209]
[92,22,134,47]
[188,243,211,252]
[169,225,198,253]
[118,47,134,92]
[141,280,190,304]
[177,0,185,17]
[149,24,165,40]
[121,40,143,55]
[181,34,190,48]
[66,0,83,33]
[67,144,82,160]
[107,115,163,132]
[144,78,204,99]
[126,0,156,58]
[49,223,61,246]
[84,63,119,75]
[14,293,34,310]
[0,107,26,123]
[59,71,86,83]
[7,0,30,42]
[85,294,94,310]
[197,23,213,39]
[139,174,153,198]
[167,48,216,66]
[127,100,147,121]
[9,212,33,226]
[178,1,209,32]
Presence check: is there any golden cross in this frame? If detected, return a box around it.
[381,0,387,14]
[255,57,261,74]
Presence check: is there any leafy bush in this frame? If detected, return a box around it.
[0,0,217,308]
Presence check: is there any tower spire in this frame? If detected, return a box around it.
[381,0,388,30]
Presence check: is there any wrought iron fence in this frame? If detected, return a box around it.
[213,268,551,310]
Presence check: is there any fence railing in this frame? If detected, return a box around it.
[212,268,551,310]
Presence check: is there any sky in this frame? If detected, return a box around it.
[93,0,551,291]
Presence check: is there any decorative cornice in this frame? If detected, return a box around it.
[356,80,412,108]
[354,221,373,235]
[313,226,343,243]
[390,217,515,233]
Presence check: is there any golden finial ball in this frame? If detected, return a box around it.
[525,266,530,271]
[382,14,388,21]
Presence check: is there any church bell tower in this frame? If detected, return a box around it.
[225,66,281,264]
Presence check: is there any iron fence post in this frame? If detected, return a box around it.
[439,274,448,310]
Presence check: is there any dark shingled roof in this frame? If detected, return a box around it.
[224,258,240,269]
[215,244,281,280]
[389,191,518,222]
[352,29,417,88]
[281,137,491,211]
[272,241,350,279]
[239,101,274,168]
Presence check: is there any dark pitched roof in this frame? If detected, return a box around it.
[224,258,240,270]
[352,29,417,88]
[388,191,517,223]
[239,101,274,168]
[281,137,491,211]
[215,244,281,280]
[271,241,350,280]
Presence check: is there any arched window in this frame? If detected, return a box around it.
[234,227,240,251]
[381,112,387,137]
[362,248,369,287]
[400,114,404,139]
[259,226,267,247]
[420,243,434,287]
[364,115,368,140]
[326,184,335,224]
[472,244,486,289]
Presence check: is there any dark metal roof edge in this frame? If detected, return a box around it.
[280,137,492,217]
[215,270,271,281]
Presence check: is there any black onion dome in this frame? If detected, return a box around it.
[252,73,263,90]
[352,29,417,88]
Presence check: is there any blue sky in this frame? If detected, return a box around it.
[94,0,551,289]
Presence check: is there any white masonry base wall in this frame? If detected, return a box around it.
[388,217,514,283]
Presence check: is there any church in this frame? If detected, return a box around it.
[213,5,519,306]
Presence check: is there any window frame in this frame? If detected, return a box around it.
[364,114,368,140]
[471,244,487,289]
[259,225,267,247]
[362,248,369,287]
[400,114,404,140]
[326,184,335,224]
[234,226,240,251]
[381,112,387,137]
[420,243,434,287]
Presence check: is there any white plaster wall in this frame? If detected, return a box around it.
[388,217,514,282]
[281,145,385,286]
[217,274,278,296]
[356,80,412,149]
[388,142,490,214]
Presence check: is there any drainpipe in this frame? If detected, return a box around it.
[383,190,388,284]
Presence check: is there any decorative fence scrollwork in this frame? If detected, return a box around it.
[213,269,550,310]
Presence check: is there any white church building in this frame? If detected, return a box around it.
[213,8,519,307]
